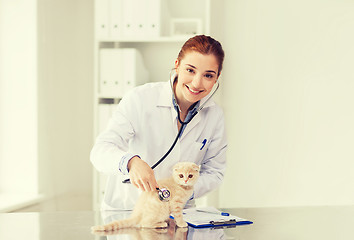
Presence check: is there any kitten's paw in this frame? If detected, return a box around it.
[152,228,168,233]
[176,227,188,233]
[176,220,188,228]
[175,226,188,239]
[91,225,105,232]
[154,222,168,228]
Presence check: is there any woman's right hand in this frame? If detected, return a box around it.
[127,156,158,192]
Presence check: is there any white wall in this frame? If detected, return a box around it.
[37,0,94,197]
[3,0,353,209]
[0,0,39,194]
[0,0,93,200]
[219,0,354,207]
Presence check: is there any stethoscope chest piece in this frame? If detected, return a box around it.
[157,188,170,202]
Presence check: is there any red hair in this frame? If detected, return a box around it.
[177,35,225,76]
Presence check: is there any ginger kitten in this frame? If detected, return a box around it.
[92,162,200,231]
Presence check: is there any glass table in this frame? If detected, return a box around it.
[1,206,353,239]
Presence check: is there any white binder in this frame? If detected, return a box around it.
[109,0,123,38]
[121,0,139,37]
[95,0,109,39]
[99,49,124,98]
[95,0,162,39]
[99,48,149,98]
[146,0,161,38]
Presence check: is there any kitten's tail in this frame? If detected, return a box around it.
[91,217,138,232]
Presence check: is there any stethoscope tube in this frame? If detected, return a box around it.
[122,73,219,184]
[122,121,186,184]
[122,105,198,184]
[151,122,186,170]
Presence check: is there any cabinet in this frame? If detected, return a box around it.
[92,0,223,210]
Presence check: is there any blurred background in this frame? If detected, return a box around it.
[0,0,353,212]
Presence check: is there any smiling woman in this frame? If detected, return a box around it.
[90,35,228,211]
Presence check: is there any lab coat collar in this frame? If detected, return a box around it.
[156,81,175,108]
[156,80,216,141]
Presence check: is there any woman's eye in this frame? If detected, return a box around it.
[205,73,214,79]
[179,174,184,178]
[188,174,193,178]
[186,68,194,73]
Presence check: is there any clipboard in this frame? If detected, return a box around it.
[180,207,253,228]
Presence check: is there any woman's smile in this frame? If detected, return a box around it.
[185,84,204,95]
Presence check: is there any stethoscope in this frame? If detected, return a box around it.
[122,70,220,201]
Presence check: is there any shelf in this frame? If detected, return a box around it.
[95,35,194,43]
[98,97,121,104]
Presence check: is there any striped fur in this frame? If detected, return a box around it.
[91,162,200,231]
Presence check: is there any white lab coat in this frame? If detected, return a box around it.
[90,80,227,210]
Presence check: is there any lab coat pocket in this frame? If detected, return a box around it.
[190,140,209,164]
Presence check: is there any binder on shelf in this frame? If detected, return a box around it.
[99,48,148,98]
[121,0,136,37]
[110,0,123,38]
[121,0,148,38]
[134,0,148,37]
[99,49,124,98]
[145,0,161,38]
[95,0,109,39]
[179,207,253,228]
[95,0,162,39]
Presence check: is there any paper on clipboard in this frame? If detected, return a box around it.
[182,207,253,228]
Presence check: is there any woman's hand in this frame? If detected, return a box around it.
[128,156,158,192]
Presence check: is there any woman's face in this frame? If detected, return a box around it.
[174,51,219,108]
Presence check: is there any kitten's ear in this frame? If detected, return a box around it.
[192,163,200,172]
[173,165,180,172]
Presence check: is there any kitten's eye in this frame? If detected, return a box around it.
[188,174,193,178]
[179,174,184,178]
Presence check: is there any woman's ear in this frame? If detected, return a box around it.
[174,59,179,73]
